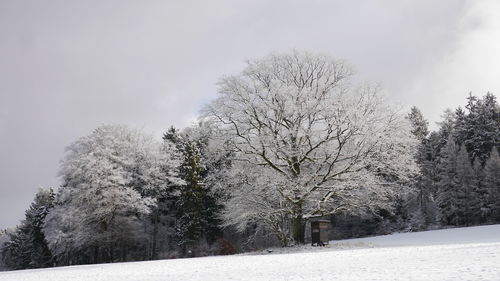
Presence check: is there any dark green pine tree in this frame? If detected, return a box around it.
[1,188,54,270]
[163,127,222,252]
[176,138,206,248]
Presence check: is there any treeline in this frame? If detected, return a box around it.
[0,125,235,270]
[402,93,500,230]
[0,51,499,271]
[312,94,499,239]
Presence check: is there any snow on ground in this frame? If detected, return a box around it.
[337,224,500,247]
[1,225,500,281]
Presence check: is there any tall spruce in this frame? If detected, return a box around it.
[436,136,459,226]
[163,127,222,251]
[407,106,430,141]
[454,145,475,226]
[406,106,435,228]
[471,159,487,224]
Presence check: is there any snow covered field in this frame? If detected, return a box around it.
[1,224,499,281]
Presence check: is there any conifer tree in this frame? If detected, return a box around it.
[470,159,487,224]
[454,93,500,165]
[406,106,436,227]
[436,136,459,226]
[484,148,500,222]
[407,106,430,141]
[164,127,222,252]
[1,188,54,270]
[454,145,475,226]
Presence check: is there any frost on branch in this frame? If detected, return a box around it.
[203,51,418,244]
[43,125,182,264]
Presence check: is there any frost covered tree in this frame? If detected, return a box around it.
[44,125,181,264]
[0,229,9,271]
[221,162,294,246]
[0,188,54,270]
[203,51,418,244]
[454,93,500,165]
[433,93,499,227]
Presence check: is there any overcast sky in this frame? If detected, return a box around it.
[1,0,499,229]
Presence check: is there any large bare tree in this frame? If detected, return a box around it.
[204,51,417,244]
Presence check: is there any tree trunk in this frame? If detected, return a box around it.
[291,201,305,244]
[151,209,159,260]
[121,242,127,262]
[93,246,99,264]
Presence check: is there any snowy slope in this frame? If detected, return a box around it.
[1,225,499,281]
[336,224,500,246]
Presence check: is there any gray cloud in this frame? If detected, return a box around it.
[0,0,473,228]
[407,0,500,127]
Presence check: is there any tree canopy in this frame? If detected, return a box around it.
[204,51,418,244]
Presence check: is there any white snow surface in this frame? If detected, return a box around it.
[2,224,500,281]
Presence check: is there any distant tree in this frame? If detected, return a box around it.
[407,106,429,141]
[454,93,500,164]
[203,51,418,244]
[470,159,487,224]
[484,148,500,222]
[406,106,437,228]
[434,93,499,227]
[436,109,456,151]
[454,145,475,226]
[0,229,9,271]
[1,188,54,270]
[436,136,459,226]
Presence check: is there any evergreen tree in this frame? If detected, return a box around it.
[470,159,487,224]
[452,107,468,147]
[454,93,500,165]
[129,130,183,260]
[1,188,54,270]
[407,106,430,141]
[454,145,475,226]
[0,229,10,270]
[484,148,500,222]
[435,109,456,150]
[433,93,499,227]
[406,106,435,228]
[436,136,459,225]
[164,127,223,253]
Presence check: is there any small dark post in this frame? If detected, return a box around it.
[311,220,331,246]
